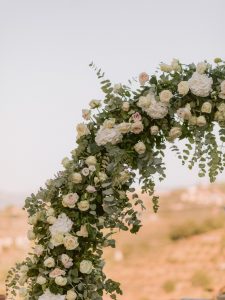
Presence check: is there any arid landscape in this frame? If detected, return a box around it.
[1,184,225,300]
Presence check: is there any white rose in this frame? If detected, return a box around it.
[62,193,79,208]
[188,72,213,97]
[134,141,146,154]
[98,172,108,182]
[50,232,64,247]
[47,216,56,225]
[79,260,93,274]
[72,172,82,184]
[20,265,29,273]
[221,80,225,94]
[19,287,27,297]
[76,225,88,237]
[88,165,96,173]
[103,118,116,129]
[34,245,44,257]
[86,185,96,193]
[44,257,55,268]
[81,167,90,176]
[196,62,208,74]
[137,95,151,109]
[82,109,91,120]
[178,81,189,96]
[49,268,66,278]
[27,229,35,240]
[122,102,130,111]
[171,58,181,72]
[145,99,168,119]
[76,123,90,139]
[118,122,130,134]
[89,99,101,109]
[62,157,70,168]
[196,116,207,127]
[176,107,192,120]
[78,200,90,211]
[150,125,159,135]
[37,275,47,285]
[169,127,182,140]
[28,214,38,225]
[219,92,225,99]
[189,116,197,126]
[160,63,172,73]
[61,254,73,268]
[218,103,225,112]
[85,156,97,166]
[95,126,122,146]
[49,213,73,236]
[55,276,67,286]
[64,234,79,250]
[66,290,77,300]
[46,207,55,217]
[201,102,212,113]
[159,90,173,103]
[130,121,144,134]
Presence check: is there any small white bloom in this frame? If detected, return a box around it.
[81,167,90,176]
[196,62,208,74]
[62,193,79,208]
[169,127,182,140]
[46,207,55,217]
[49,213,73,236]
[64,234,79,250]
[47,216,56,225]
[137,94,151,109]
[130,121,144,134]
[76,123,90,139]
[134,141,146,154]
[82,109,91,120]
[139,72,149,85]
[196,116,207,127]
[89,99,101,109]
[118,122,131,134]
[37,275,47,285]
[61,254,73,268]
[145,99,168,119]
[171,58,181,72]
[98,172,108,182]
[122,102,130,111]
[86,185,96,193]
[34,245,44,257]
[62,157,70,168]
[44,257,55,268]
[79,260,93,274]
[160,63,172,73]
[103,118,116,129]
[201,102,212,113]
[188,72,213,97]
[20,265,29,273]
[159,90,173,103]
[178,81,189,96]
[55,276,67,286]
[88,165,96,172]
[49,268,66,278]
[66,290,77,300]
[177,107,192,120]
[85,156,97,166]
[78,200,90,211]
[38,289,65,300]
[50,232,64,247]
[76,224,88,237]
[150,125,159,135]
[189,116,197,126]
[28,214,38,225]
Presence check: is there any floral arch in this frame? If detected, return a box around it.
[6,58,225,300]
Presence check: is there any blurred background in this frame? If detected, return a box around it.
[0,0,225,299]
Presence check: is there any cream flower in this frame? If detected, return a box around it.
[82,109,91,120]
[78,200,90,211]
[46,208,55,217]
[49,268,66,278]
[103,118,116,129]
[98,172,108,182]
[86,185,96,193]
[66,290,77,300]
[137,94,151,109]
[201,102,212,113]
[37,275,47,285]
[49,213,73,236]
[81,167,90,176]
[20,265,29,273]
[159,90,173,103]
[38,289,65,300]
[122,102,130,111]
[50,232,64,247]
[62,157,70,168]
[196,116,207,127]
[118,122,130,134]
[160,63,172,73]
[150,125,159,135]
[178,81,189,96]
[88,165,96,173]
[188,72,213,97]
[76,123,90,139]
[196,62,208,74]
[134,141,146,154]
[89,99,101,109]
[79,260,93,274]
[34,245,44,257]
[64,234,79,250]
[85,156,97,166]
[47,216,56,225]
[139,72,149,85]
[169,127,182,140]
[189,116,197,126]
[28,214,38,225]
[71,172,82,184]
[95,126,123,146]
[131,112,142,122]
[171,58,181,72]
[130,121,144,134]
[62,193,79,208]
[76,224,88,237]
[221,80,225,94]
[176,107,192,120]
[61,254,73,268]
[55,276,67,286]
[44,257,55,268]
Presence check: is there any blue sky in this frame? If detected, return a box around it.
[0,0,225,203]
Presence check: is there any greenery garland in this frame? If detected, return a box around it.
[6,58,225,300]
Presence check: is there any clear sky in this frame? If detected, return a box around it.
[0,0,225,204]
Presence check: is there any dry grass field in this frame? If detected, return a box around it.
[1,184,225,300]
